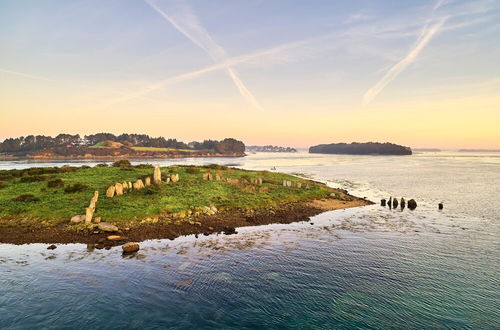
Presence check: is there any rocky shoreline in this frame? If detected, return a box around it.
[0,197,370,245]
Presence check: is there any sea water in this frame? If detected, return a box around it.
[0,152,499,329]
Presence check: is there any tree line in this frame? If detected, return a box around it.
[0,133,245,154]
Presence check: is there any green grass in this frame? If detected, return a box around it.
[0,164,342,228]
[131,146,197,152]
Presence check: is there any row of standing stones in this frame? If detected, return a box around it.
[68,165,175,253]
[380,197,444,210]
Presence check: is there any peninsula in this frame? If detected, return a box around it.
[0,134,245,160]
[309,142,412,155]
[0,162,370,244]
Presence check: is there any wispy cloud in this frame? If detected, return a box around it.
[0,68,54,82]
[144,0,264,110]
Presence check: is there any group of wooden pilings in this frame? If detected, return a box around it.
[381,198,444,210]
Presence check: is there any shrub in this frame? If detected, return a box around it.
[64,183,88,193]
[205,164,228,170]
[112,160,131,167]
[0,182,6,189]
[0,174,15,181]
[19,175,48,183]
[95,163,109,168]
[185,167,200,174]
[134,163,153,169]
[13,194,40,202]
[47,178,64,188]
[81,165,91,169]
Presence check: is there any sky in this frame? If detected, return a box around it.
[0,0,499,149]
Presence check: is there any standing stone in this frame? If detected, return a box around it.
[106,185,115,198]
[85,207,93,224]
[154,165,161,184]
[92,190,99,202]
[115,182,123,196]
[257,177,263,185]
[388,197,392,209]
[408,199,417,210]
[215,173,221,181]
[171,174,179,182]
[122,181,128,192]
[133,179,145,190]
[165,177,170,183]
[392,198,399,208]
[381,199,386,206]
[400,198,406,209]
[127,182,132,189]
[145,177,151,186]
[283,180,287,187]
[438,203,444,210]
[89,199,96,211]
[296,182,302,188]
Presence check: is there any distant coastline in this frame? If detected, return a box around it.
[246,145,297,153]
[309,142,412,155]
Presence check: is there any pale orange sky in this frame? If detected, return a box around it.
[1,0,499,149]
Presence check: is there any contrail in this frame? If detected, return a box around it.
[144,0,264,110]
[0,68,54,82]
[362,17,446,106]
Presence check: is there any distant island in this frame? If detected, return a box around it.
[0,133,245,160]
[458,149,500,152]
[413,148,441,152]
[309,142,412,155]
[246,145,297,153]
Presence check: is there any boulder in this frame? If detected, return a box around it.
[98,222,118,232]
[85,207,94,224]
[115,183,123,196]
[106,185,115,198]
[107,235,127,241]
[145,177,151,186]
[94,217,101,223]
[70,215,85,224]
[154,165,162,184]
[408,199,417,210]
[47,244,57,250]
[122,242,140,253]
[392,198,398,208]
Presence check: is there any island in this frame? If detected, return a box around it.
[309,142,412,155]
[246,145,297,153]
[0,161,370,245]
[0,133,246,160]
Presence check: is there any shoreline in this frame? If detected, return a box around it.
[0,153,245,161]
[0,197,371,245]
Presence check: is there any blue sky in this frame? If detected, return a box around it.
[1,0,499,148]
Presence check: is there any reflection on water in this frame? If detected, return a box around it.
[0,152,499,328]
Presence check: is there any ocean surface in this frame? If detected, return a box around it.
[0,152,499,329]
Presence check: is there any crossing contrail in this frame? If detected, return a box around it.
[144,0,264,110]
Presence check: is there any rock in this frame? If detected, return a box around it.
[257,177,263,185]
[381,199,386,206]
[85,207,94,224]
[115,183,123,196]
[171,174,179,182]
[223,226,237,235]
[388,197,392,209]
[47,244,57,250]
[392,198,398,208]
[122,181,128,192]
[107,235,127,241]
[122,242,140,253]
[438,203,444,210]
[215,174,221,181]
[408,199,417,210]
[127,182,132,189]
[98,222,118,232]
[203,172,211,180]
[92,190,99,202]
[133,179,145,190]
[145,176,151,186]
[88,199,96,211]
[400,198,406,209]
[165,177,171,183]
[154,165,161,184]
[106,185,115,198]
[94,217,101,223]
[70,215,85,224]
[296,182,302,188]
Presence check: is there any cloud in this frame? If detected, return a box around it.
[0,68,54,82]
[144,0,264,110]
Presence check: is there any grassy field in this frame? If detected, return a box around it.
[0,164,344,229]
[131,146,197,152]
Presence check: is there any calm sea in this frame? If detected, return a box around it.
[0,152,499,329]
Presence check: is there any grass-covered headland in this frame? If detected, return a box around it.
[0,161,369,244]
